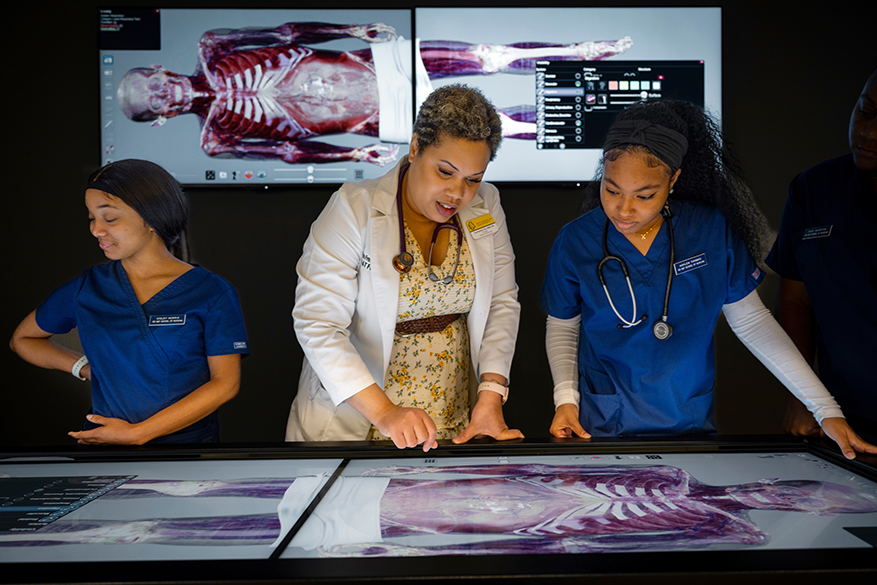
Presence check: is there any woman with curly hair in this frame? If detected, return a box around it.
[286,84,522,450]
[540,100,876,459]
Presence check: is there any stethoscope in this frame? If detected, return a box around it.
[391,162,463,284]
[597,204,675,341]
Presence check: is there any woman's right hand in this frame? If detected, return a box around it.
[346,384,438,452]
[550,403,591,438]
[373,404,438,452]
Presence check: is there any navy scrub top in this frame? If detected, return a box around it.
[540,201,763,436]
[36,262,249,443]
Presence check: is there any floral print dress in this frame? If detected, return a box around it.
[370,221,476,441]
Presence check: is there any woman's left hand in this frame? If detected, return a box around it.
[452,390,524,444]
[820,417,877,460]
[68,414,146,445]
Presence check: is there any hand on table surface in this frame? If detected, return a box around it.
[452,390,523,444]
[550,403,591,439]
[820,417,877,460]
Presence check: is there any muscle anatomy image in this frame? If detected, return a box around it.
[116,21,633,165]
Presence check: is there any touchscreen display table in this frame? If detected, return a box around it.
[1,438,875,583]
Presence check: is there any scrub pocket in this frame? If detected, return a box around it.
[580,367,621,435]
[682,391,716,434]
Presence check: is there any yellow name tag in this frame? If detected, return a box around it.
[465,214,498,240]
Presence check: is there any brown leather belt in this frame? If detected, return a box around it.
[395,313,463,336]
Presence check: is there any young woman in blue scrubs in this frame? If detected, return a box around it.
[10,160,249,444]
[540,100,876,459]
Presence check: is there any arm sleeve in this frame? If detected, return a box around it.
[546,315,580,409]
[293,187,378,405]
[34,274,85,335]
[722,290,843,423]
[204,284,249,357]
[475,187,521,381]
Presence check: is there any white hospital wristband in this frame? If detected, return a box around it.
[71,355,89,381]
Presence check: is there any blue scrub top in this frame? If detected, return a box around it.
[540,201,763,436]
[36,262,249,443]
[766,154,877,437]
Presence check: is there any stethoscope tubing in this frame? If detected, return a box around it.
[598,205,675,338]
[393,162,462,284]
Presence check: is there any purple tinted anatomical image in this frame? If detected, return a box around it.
[2,464,875,556]
[324,463,877,556]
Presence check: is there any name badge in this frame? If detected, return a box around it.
[465,214,498,240]
[674,253,708,276]
[148,314,187,326]
[802,225,832,240]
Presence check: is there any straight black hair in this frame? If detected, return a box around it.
[88,159,189,260]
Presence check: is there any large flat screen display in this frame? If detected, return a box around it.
[2,444,874,574]
[414,7,721,184]
[98,7,720,187]
[99,7,413,186]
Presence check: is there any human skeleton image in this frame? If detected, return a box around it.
[2,464,875,555]
[116,21,633,165]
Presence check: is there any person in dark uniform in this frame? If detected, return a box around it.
[766,69,877,443]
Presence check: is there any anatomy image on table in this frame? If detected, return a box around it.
[116,21,632,166]
[2,464,875,556]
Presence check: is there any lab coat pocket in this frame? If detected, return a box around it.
[304,366,330,403]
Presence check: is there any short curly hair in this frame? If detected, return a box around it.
[412,84,503,161]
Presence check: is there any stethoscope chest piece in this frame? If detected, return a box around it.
[391,161,461,283]
[393,252,414,273]
[652,319,673,341]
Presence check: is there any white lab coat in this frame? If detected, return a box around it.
[286,159,520,441]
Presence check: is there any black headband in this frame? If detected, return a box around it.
[603,120,689,170]
[87,165,118,198]
[87,178,117,198]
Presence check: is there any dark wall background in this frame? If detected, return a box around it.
[3,1,872,446]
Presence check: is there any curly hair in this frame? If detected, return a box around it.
[582,100,771,264]
[88,159,189,260]
[412,84,503,161]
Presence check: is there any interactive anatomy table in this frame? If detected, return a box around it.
[1,437,875,583]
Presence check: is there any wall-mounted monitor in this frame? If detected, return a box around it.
[98,6,720,187]
[415,7,721,184]
[99,7,413,186]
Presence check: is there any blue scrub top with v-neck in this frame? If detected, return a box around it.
[540,201,763,436]
[36,261,249,443]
